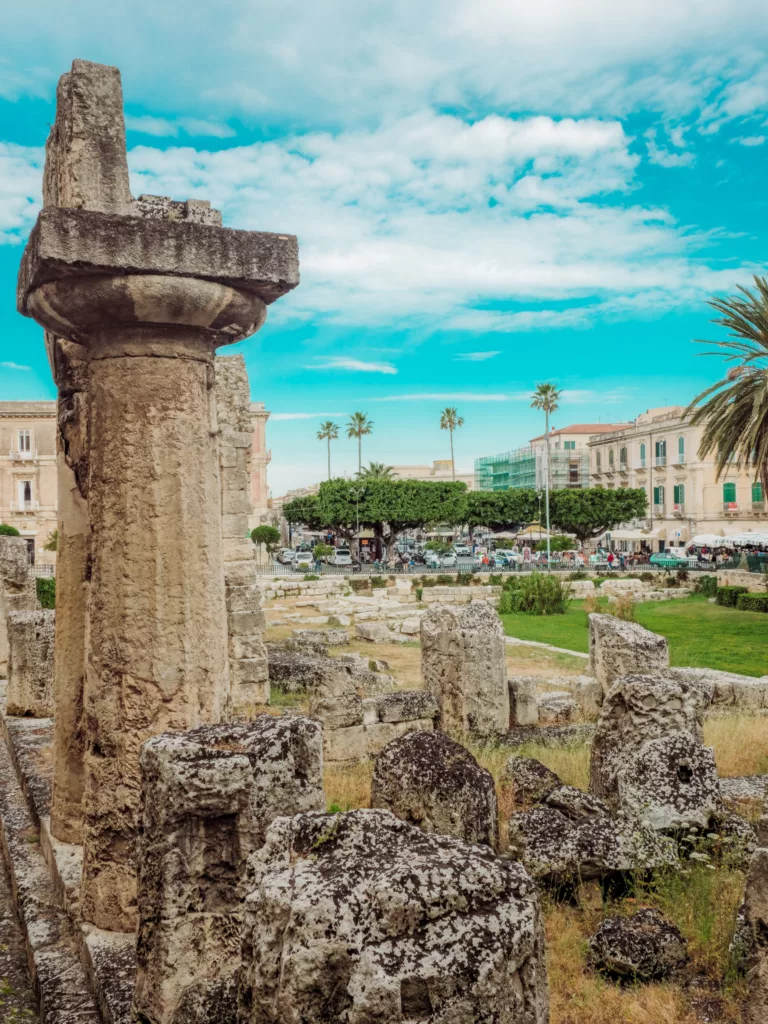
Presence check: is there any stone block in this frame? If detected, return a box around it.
[323,718,436,764]
[224,560,260,587]
[422,602,509,737]
[222,538,255,563]
[228,609,264,636]
[292,628,349,647]
[240,810,549,1024]
[219,467,250,492]
[312,695,365,730]
[355,621,392,642]
[229,634,268,661]
[221,512,250,538]
[6,610,56,717]
[0,536,35,589]
[572,675,603,719]
[375,690,439,724]
[509,676,539,727]
[133,717,323,1024]
[589,613,669,693]
[537,691,580,725]
[225,583,263,615]
[371,730,498,847]
[222,490,253,516]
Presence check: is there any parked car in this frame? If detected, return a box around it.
[649,551,688,568]
[491,554,510,568]
[277,548,295,564]
[440,552,458,568]
[453,544,471,557]
[292,551,314,571]
[330,547,353,567]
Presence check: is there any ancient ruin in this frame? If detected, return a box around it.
[588,613,670,694]
[0,535,37,677]
[6,609,55,717]
[16,58,298,931]
[421,600,509,736]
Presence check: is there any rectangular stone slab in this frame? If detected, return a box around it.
[18,207,300,313]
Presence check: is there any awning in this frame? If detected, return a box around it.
[725,531,768,546]
[691,533,734,547]
[609,527,664,540]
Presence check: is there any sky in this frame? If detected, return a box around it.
[1,1,767,496]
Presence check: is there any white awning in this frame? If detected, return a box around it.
[609,527,664,540]
[725,531,768,546]
[691,533,734,547]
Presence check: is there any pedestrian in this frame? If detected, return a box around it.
[618,552,625,571]
[607,551,615,569]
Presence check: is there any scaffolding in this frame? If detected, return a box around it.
[474,446,590,491]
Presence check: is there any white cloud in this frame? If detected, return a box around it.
[645,128,696,167]
[454,351,502,362]
[369,393,516,402]
[0,142,42,243]
[0,361,31,370]
[125,114,235,138]
[271,411,347,421]
[305,357,398,374]
[733,135,766,147]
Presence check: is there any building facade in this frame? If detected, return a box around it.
[0,401,58,565]
[475,424,630,491]
[391,459,475,489]
[249,401,271,530]
[588,405,767,550]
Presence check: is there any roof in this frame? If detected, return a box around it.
[529,423,631,442]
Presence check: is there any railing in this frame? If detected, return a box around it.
[653,504,665,515]
[31,564,55,577]
[673,503,685,514]
[752,502,766,513]
[9,449,36,460]
[9,500,40,512]
[254,560,723,578]
[635,459,647,470]
[655,457,667,467]
[672,453,685,465]
[723,502,739,513]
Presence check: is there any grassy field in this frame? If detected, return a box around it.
[501,594,768,676]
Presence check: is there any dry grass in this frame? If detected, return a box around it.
[332,640,423,688]
[505,644,589,678]
[704,713,768,778]
[324,760,373,812]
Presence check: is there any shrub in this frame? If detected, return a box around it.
[716,585,749,607]
[36,576,55,609]
[0,523,20,536]
[567,569,588,580]
[736,593,768,613]
[640,571,654,583]
[498,572,569,616]
[456,572,475,586]
[349,578,370,593]
[697,575,718,597]
[420,576,437,588]
[415,587,423,602]
[676,566,689,584]
[370,575,386,589]
[613,593,637,621]
[313,543,334,561]
[303,574,320,581]
[436,574,453,585]
[488,574,502,586]
[665,575,678,588]
[583,594,609,616]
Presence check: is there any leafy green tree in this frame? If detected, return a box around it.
[425,539,453,556]
[316,421,339,481]
[313,543,334,560]
[251,524,281,553]
[282,495,325,532]
[0,524,20,536]
[346,412,373,472]
[44,529,59,552]
[534,534,574,552]
[685,275,768,495]
[439,406,465,480]
[464,489,539,533]
[356,461,395,480]
[549,487,647,546]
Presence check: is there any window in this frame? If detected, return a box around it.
[619,445,627,466]
[723,482,736,503]
[596,451,601,469]
[563,440,576,450]
[18,480,32,507]
[677,435,685,460]
[608,448,614,467]
[639,442,646,466]
[753,482,765,503]
[653,485,665,506]
[673,484,685,505]
[655,439,666,457]
[18,429,31,452]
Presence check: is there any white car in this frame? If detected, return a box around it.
[292,551,314,570]
[453,544,471,557]
[440,552,458,568]
[330,548,353,567]
[277,548,295,564]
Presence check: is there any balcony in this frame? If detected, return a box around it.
[653,504,665,516]
[753,501,767,514]
[9,449,36,461]
[10,500,39,513]
[673,503,685,516]
[618,461,629,474]
[724,502,739,514]
[655,457,667,468]
[634,459,648,471]
[672,453,686,466]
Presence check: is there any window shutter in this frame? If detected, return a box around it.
[723,482,736,503]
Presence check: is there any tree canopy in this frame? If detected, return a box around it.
[251,525,281,552]
[549,487,647,544]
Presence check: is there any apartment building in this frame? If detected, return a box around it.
[588,405,766,550]
[249,401,271,529]
[391,459,475,489]
[475,424,631,491]
[0,401,57,565]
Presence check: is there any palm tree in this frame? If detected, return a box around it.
[439,407,465,481]
[316,420,339,480]
[346,412,373,472]
[356,461,395,480]
[530,383,562,568]
[686,276,768,495]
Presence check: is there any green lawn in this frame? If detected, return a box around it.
[500,594,768,677]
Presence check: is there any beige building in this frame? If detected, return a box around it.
[249,401,271,529]
[0,401,58,565]
[588,405,767,550]
[392,459,475,489]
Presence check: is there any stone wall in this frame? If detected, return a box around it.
[717,569,768,593]
[0,536,37,677]
[6,610,55,717]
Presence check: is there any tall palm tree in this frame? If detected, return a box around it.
[686,276,768,495]
[346,412,373,472]
[316,420,339,480]
[439,407,465,480]
[530,383,562,568]
[356,461,395,480]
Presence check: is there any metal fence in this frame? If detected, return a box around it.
[30,563,55,577]
[254,560,734,578]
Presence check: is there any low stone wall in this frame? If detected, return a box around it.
[717,569,768,593]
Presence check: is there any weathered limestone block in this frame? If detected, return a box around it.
[239,809,549,1024]
[669,666,768,711]
[292,627,349,646]
[323,718,436,764]
[741,848,768,1024]
[509,676,540,727]
[0,536,37,677]
[6,610,56,717]
[374,690,438,724]
[536,691,579,725]
[589,674,720,830]
[17,59,300,932]
[589,613,669,693]
[502,756,562,804]
[133,717,324,1024]
[421,602,509,737]
[587,909,687,980]
[371,731,498,847]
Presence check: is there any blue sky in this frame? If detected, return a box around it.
[1,0,767,494]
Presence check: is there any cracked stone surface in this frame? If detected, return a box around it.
[240,809,549,1024]
[0,851,39,1022]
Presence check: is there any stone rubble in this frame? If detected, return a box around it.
[587,908,688,981]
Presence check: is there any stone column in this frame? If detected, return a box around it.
[50,335,90,843]
[0,537,37,676]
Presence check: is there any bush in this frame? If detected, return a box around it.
[583,594,609,616]
[36,576,55,609]
[436,574,453,585]
[456,572,475,586]
[716,585,749,607]
[736,593,768,613]
[420,576,437,588]
[640,571,654,583]
[488,574,502,586]
[349,578,370,593]
[303,574,320,581]
[696,575,718,597]
[676,567,689,584]
[0,523,20,536]
[498,572,569,616]
[567,569,588,580]
[415,587,423,602]
[613,593,637,621]
[665,574,678,588]
[370,575,386,589]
